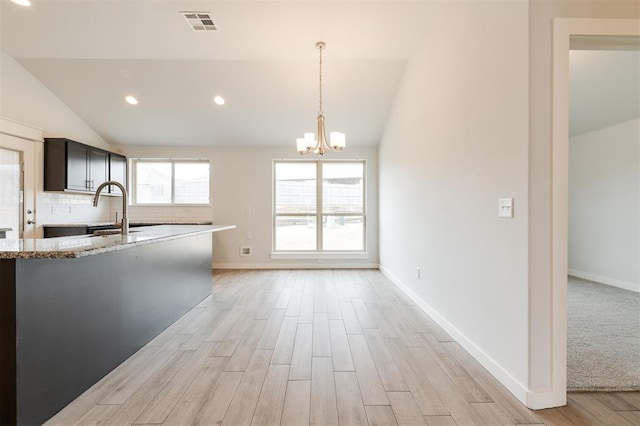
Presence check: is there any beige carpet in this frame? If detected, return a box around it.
[567,276,640,391]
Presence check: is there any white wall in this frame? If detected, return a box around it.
[569,118,640,291]
[378,0,530,404]
[114,144,379,269]
[0,52,114,227]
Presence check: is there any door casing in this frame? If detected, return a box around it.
[547,19,640,408]
[0,118,43,238]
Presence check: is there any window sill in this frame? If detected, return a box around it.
[271,252,369,260]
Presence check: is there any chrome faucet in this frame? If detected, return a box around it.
[93,181,129,235]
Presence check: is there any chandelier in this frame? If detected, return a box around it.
[296,41,346,155]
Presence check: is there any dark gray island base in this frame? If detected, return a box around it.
[0,225,233,425]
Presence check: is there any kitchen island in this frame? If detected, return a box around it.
[0,224,234,425]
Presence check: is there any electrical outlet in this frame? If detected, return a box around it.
[246,232,252,240]
[416,267,421,279]
[51,205,57,214]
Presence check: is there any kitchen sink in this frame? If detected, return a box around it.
[92,229,140,237]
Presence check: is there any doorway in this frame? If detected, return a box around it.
[551,19,640,404]
[0,121,39,239]
[567,47,640,391]
[0,147,23,238]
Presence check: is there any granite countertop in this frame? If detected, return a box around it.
[0,224,235,259]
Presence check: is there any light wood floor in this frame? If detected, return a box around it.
[46,269,640,425]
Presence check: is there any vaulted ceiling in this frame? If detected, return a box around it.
[1,1,638,147]
[1,0,432,147]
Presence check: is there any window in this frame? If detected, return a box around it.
[274,160,365,252]
[131,159,210,205]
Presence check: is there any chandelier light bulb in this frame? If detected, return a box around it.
[330,132,346,149]
[296,138,307,152]
[304,133,315,148]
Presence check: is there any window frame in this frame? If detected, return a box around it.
[130,158,211,206]
[272,159,367,254]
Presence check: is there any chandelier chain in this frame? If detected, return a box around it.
[318,43,323,116]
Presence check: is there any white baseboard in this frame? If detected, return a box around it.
[213,262,379,270]
[378,265,534,408]
[568,269,639,293]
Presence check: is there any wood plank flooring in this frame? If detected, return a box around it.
[45,270,640,425]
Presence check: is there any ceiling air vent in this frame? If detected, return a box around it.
[180,11,218,32]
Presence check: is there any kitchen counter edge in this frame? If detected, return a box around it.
[0,224,235,259]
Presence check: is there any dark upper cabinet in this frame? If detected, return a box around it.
[44,138,125,194]
[108,153,127,195]
[90,149,109,190]
[65,141,91,191]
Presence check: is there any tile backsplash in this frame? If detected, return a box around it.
[38,192,214,225]
[123,205,214,224]
[39,192,113,225]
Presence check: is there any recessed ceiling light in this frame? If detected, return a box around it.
[11,0,31,6]
[125,95,138,105]
[213,96,225,106]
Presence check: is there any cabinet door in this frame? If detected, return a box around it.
[66,142,89,191]
[109,154,127,195]
[89,149,109,191]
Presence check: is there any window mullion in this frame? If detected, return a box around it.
[131,159,137,204]
[171,161,176,203]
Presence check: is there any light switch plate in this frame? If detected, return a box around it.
[499,198,514,218]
